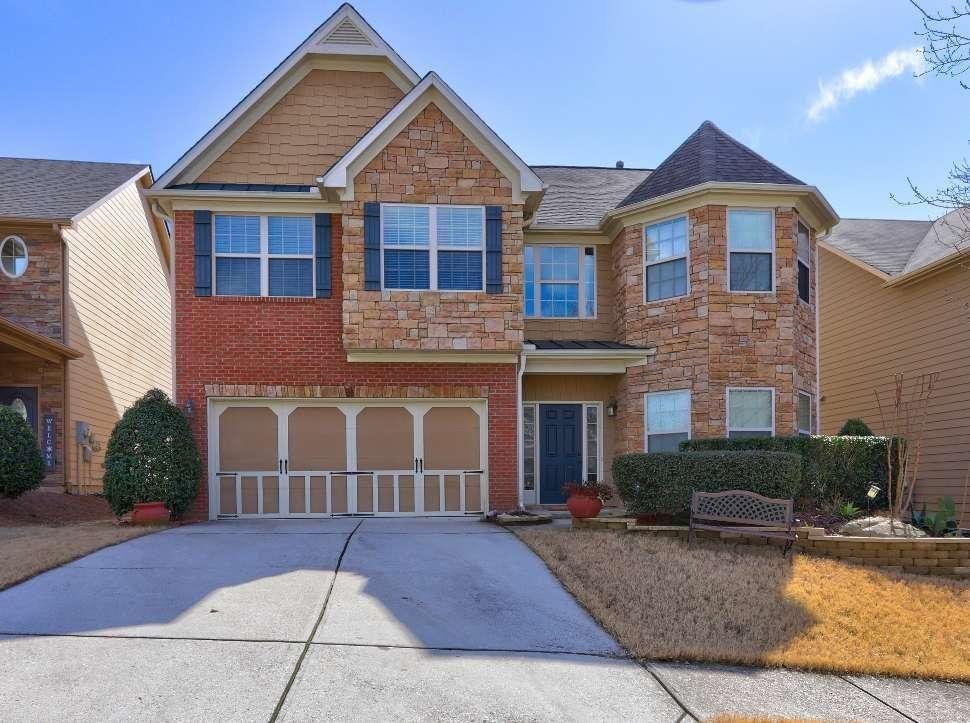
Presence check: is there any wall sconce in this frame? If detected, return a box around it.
[183,397,196,420]
[606,399,618,417]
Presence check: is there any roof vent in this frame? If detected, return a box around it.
[323,18,374,46]
[615,161,624,169]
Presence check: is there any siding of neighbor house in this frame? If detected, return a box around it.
[820,248,970,522]
[62,180,172,491]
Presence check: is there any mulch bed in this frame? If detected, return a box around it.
[0,489,115,526]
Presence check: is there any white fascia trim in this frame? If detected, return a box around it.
[153,3,419,189]
[318,72,544,199]
[144,188,324,201]
[522,348,653,374]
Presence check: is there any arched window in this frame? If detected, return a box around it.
[0,235,28,278]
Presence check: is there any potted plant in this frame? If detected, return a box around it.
[562,480,613,519]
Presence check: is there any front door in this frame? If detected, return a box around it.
[0,387,38,435]
[539,404,582,504]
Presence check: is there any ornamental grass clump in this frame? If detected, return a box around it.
[0,405,44,499]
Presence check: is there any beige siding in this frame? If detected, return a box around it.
[63,182,172,492]
[819,249,970,521]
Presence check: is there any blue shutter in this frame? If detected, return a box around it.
[363,202,381,291]
[485,205,502,294]
[193,210,212,296]
[314,213,332,298]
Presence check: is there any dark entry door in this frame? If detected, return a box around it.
[539,404,582,504]
[0,387,38,435]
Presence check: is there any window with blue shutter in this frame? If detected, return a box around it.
[315,213,332,298]
[193,210,212,296]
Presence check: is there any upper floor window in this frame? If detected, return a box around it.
[0,235,28,279]
[645,390,691,452]
[524,245,596,318]
[728,209,774,292]
[381,204,483,291]
[727,387,774,438]
[796,220,810,303]
[213,215,314,297]
[644,217,688,302]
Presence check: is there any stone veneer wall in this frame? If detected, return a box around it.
[342,103,524,352]
[611,204,817,454]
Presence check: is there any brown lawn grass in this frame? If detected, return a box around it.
[0,522,163,591]
[516,528,970,682]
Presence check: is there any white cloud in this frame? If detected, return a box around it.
[806,47,924,123]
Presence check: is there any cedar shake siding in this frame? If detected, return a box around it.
[820,249,970,521]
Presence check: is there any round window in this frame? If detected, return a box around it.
[0,236,28,278]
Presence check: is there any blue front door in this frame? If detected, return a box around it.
[539,404,582,504]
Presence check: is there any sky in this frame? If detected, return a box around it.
[0,0,964,221]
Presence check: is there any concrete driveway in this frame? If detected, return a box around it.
[0,518,966,722]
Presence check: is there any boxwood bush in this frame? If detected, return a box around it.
[103,389,202,518]
[680,436,895,507]
[0,405,44,498]
[613,451,803,517]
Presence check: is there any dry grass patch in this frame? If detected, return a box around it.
[0,522,163,590]
[517,528,970,681]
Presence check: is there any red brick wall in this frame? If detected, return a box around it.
[173,210,518,519]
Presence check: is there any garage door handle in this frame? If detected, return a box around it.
[284,459,288,474]
[414,457,418,473]
[279,459,283,474]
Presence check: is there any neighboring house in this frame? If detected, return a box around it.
[819,211,970,521]
[146,4,837,520]
[0,158,172,492]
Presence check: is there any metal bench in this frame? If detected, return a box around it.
[689,490,797,555]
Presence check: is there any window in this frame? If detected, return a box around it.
[797,391,813,437]
[728,210,774,292]
[644,217,688,301]
[645,390,691,452]
[381,204,483,291]
[524,245,596,318]
[0,235,28,278]
[523,404,537,491]
[797,221,810,303]
[585,405,599,482]
[213,215,314,297]
[727,388,774,438]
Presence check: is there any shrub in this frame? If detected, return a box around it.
[103,389,202,518]
[0,405,44,498]
[613,451,803,516]
[680,436,896,507]
[838,418,873,436]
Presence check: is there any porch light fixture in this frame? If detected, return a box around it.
[606,399,618,417]
[183,397,196,420]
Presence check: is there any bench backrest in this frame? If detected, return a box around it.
[691,490,793,527]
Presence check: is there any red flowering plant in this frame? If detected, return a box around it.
[561,480,614,501]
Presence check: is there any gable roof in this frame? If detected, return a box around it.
[619,121,804,208]
[317,72,544,201]
[0,157,148,222]
[530,166,651,229]
[154,3,419,189]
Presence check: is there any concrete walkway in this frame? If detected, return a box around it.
[0,518,965,721]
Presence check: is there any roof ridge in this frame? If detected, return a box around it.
[0,156,147,167]
[836,216,933,223]
[529,164,653,171]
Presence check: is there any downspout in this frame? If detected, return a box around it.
[54,222,72,493]
[815,241,822,434]
[151,200,178,402]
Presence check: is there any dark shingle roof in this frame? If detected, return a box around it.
[169,182,314,192]
[530,166,651,228]
[0,157,147,221]
[618,121,804,208]
[823,218,933,275]
[527,339,644,351]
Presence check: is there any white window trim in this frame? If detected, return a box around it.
[380,203,485,292]
[797,390,813,436]
[0,235,28,279]
[212,213,315,298]
[524,244,597,319]
[522,402,538,493]
[727,208,775,294]
[524,401,603,502]
[583,402,603,483]
[796,219,811,305]
[726,387,776,437]
[644,389,692,452]
[643,215,690,304]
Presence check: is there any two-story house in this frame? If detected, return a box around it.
[147,4,838,520]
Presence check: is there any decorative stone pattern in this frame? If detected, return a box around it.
[341,103,524,352]
[0,222,63,339]
[197,70,404,186]
[610,205,817,453]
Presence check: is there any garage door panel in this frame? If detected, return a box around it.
[398,475,415,513]
[218,475,237,515]
[356,475,374,513]
[444,474,461,512]
[263,476,280,514]
[357,408,414,471]
[288,407,346,471]
[423,474,441,513]
[220,407,279,471]
[331,475,348,514]
[465,474,482,512]
[241,476,259,515]
[289,476,307,514]
[423,407,480,471]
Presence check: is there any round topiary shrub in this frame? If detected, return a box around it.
[838,418,873,436]
[0,405,44,498]
[103,389,202,518]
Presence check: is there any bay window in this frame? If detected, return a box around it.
[214,214,314,297]
[727,388,774,438]
[645,390,691,452]
[524,245,596,318]
[728,209,774,292]
[644,216,688,302]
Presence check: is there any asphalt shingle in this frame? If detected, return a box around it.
[823,218,933,275]
[530,166,651,229]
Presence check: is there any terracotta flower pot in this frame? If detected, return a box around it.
[566,492,603,519]
[132,501,169,525]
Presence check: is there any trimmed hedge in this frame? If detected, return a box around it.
[103,389,202,518]
[838,418,873,436]
[0,405,45,499]
[680,436,895,507]
[613,451,803,516]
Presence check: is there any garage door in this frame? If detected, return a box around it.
[210,400,486,518]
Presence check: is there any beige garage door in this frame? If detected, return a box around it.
[212,401,485,518]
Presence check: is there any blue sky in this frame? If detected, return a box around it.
[0,0,963,220]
